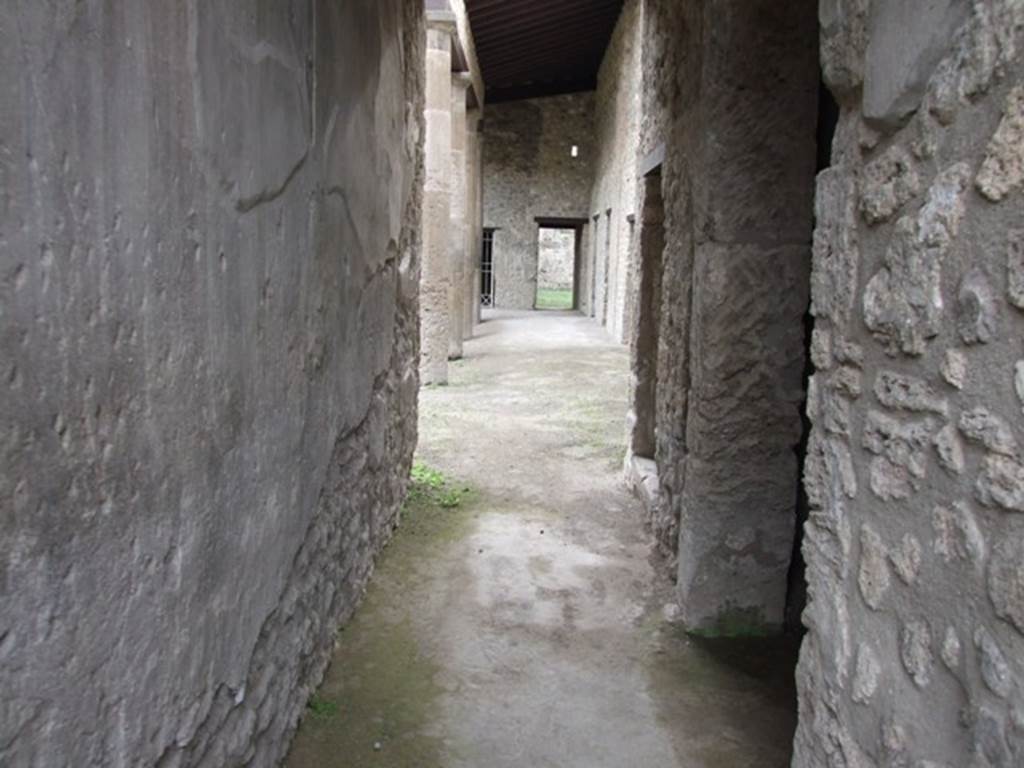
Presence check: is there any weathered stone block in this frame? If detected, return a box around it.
[862,0,969,129]
[957,269,1000,345]
[676,242,810,634]
[860,146,920,224]
[977,86,1024,202]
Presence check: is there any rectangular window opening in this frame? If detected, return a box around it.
[481,228,495,307]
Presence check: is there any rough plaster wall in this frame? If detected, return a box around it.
[589,0,643,344]
[650,0,695,577]
[0,2,423,765]
[794,2,1024,765]
[481,93,595,309]
[537,229,575,292]
[620,0,679,557]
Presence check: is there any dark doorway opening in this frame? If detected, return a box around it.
[631,167,664,460]
[785,72,840,632]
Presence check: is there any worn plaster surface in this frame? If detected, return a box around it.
[0,2,423,765]
[288,310,799,768]
[589,0,643,344]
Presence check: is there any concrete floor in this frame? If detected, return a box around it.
[287,309,799,768]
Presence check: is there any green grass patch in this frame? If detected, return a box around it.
[306,695,339,719]
[406,461,467,510]
[535,288,573,310]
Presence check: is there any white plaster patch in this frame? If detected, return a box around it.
[934,424,966,475]
[900,619,934,688]
[941,626,961,670]
[975,626,1013,698]
[940,349,967,389]
[851,646,880,704]
[858,525,891,610]
[1015,361,1024,414]
[933,501,986,570]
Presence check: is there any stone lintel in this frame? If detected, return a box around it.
[425,8,457,33]
[639,143,665,178]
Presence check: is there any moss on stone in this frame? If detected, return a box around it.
[685,605,779,639]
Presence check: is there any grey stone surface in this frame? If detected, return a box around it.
[420,23,454,384]
[611,0,819,635]
[589,0,643,343]
[0,1,423,765]
[481,94,595,310]
[795,2,1024,765]
[652,0,818,635]
[862,0,970,129]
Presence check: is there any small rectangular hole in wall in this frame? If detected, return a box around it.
[571,144,579,158]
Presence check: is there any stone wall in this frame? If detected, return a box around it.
[481,93,595,309]
[0,2,423,766]
[588,0,643,343]
[795,2,1024,764]
[622,0,819,634]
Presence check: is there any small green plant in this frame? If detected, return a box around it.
[438,488,462,508]
[405,462,468,511]
[411,462,445,489]
[307,695,339,719]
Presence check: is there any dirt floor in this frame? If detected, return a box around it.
[286,309,799,768]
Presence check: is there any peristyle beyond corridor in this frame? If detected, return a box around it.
[287,311,798,767]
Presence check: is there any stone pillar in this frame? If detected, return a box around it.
[420,20,454,384]
[472,112,484,325]
[448,74,470,359]
[465,108,482,336]
[671,0,819,635]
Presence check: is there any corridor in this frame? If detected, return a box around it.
[287,311,798,767]
[6,0,1021,764]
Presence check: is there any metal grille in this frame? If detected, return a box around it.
[481,229,495,307]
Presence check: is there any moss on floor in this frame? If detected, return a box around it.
[285,465,477,767]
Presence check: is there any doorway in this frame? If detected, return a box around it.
[630,168,664,462]
[533,217,587,311]
[535,228,575,310]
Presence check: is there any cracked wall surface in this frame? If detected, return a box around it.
[0,1,423,765]
[481,93,595,310]
[795,1,1024,764]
